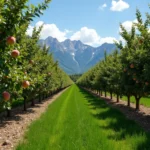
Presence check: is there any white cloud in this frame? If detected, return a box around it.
[99,37,117,45]
[27,22,118,47]
[119,19,137,32]
[99,3,107,10]
[26,25,34,37]
[26,21,68,42]
[110,0,129,12]
[70,27,101,46]
[70,27,117,46]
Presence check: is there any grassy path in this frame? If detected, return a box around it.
[106,92,150,107]
[16,85,150,150]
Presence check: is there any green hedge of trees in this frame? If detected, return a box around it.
[77,7,150,110]
[0,0,72,116]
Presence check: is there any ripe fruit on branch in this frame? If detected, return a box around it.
[11,50,20,58]
[139,39,143,44]
[145,82,149,86]
[130,64,134,69]
[29,60,34,64]
[7,36,16,45]
[22,81,30,88]
[2,91,10,101]
[133,78,136,81]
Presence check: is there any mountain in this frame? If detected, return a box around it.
[39,36,116,74]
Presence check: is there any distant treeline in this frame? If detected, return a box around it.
[69,74,82,82]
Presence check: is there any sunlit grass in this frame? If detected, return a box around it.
[16,85,150,150]
[106,92,150,107]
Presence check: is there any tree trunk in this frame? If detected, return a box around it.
[105,91,106,97]
[31,99,35,106]
[110,92,112,99]
[127,95,130,107]
[24,97,27,111]
[6,109,11,117]
[117,94,119,102]
[135,98,140,110]
[43,94,45,100]
[39,95,41,102]
[101,91,102,96]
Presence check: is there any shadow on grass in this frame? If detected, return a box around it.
[78,88,150,150]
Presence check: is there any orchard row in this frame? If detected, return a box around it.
[0,0,72,115]
[77,8,150,110]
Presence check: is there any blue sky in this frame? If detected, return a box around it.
[28,0,150,47]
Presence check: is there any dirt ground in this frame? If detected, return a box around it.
[89,90,150,133]
[0,89,67,150]
[0,87,150,150]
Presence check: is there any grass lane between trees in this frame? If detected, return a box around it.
[16,85,150,150]
[106,92,150,107]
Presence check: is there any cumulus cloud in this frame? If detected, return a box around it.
[26,25,34,37]
[70,27,117,46]
[110,0,129,12]
[70,27,101,46]
[26,21,69,42]
[27,22,117,46]
[119,19,137,32]
[99,3,107,10]
[99,37,117,45]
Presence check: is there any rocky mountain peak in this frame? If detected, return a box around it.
[40,36,116,74]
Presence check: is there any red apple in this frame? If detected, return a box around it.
[11,50,20,58]
[145,82,149,86]
[130,64,134,68]
[29,60,34,64]
[133,78,136,81]
[22,81,30,88]
[2,91,10,101]
[7,36,16,45]
[139,39,143,44]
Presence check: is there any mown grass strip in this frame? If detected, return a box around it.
[106,92,150,107]
[16,85,150,150]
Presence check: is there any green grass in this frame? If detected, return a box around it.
[16,85,150,150]
[122,96,150,107]
[106,92,150,107]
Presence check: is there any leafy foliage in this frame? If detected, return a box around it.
[77,7,150,110]
[0,0,72,113]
